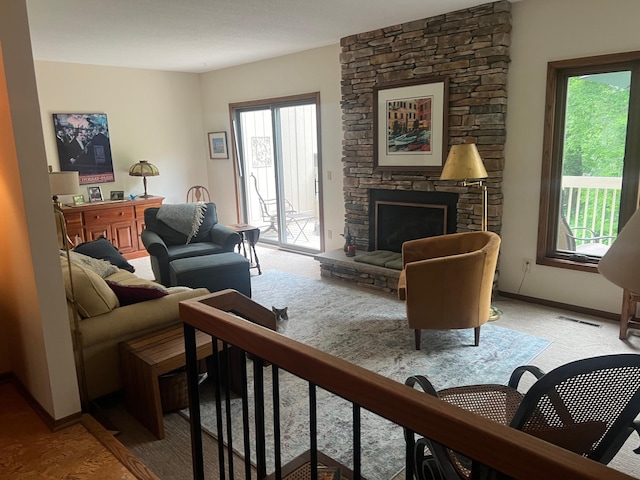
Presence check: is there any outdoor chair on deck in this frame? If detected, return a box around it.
[404,354,640,480]
[558,215,615,256]
[250,173,314,243]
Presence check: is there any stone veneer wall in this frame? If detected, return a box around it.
[339,0,510,250]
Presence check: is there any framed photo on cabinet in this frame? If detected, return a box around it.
[87,186,103,203]
[110,190,124,201]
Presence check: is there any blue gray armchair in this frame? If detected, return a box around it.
[141,203,240,286]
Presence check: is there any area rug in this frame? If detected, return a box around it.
[189,270,552,479]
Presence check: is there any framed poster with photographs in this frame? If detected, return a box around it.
[208,131,229,159]
[373,76,449,171]
[53,113,115,184]
[110,190,124,201]
[87,186,103,203]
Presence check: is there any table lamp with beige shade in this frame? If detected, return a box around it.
[48,169,79,209]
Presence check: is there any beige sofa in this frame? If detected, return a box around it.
[60,255,208,400]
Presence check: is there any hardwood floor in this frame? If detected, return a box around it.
[0,382,158,480]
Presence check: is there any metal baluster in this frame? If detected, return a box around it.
[223,343,234,479]
[184,324,204,480]
[273,366,282,480]
[212,336,226,480]
[240,351,251,480]
[254,359,267,479]
[353,403,361,479]
[309,383,317,480]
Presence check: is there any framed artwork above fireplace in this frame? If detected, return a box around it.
[373,77,449,172]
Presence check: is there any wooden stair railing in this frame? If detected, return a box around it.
[179,290,635,480]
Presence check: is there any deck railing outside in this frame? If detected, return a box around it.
[179,291,635,480]
[562,175,622,246]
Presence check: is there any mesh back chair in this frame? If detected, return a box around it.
[405,354,640,480]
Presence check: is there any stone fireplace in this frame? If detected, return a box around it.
[316,1,509,294]
[369,189,458,252]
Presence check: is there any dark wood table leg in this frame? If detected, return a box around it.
[245,228,262,274]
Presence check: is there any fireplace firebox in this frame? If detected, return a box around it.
[369,189,458,252]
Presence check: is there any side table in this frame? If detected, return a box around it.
[119,325,216,439]
[228,223,262,274]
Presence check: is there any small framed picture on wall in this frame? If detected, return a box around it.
[208,131,229,159]
[87,186,103,203]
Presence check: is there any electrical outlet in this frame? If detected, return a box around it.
[328,229,332,239]
[327,170,332,180]
[523,258,532,273]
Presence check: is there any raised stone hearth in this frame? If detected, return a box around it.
[315,249,401,295]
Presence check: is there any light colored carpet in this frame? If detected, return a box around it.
[188,269,551,480]
[126,248,640,478]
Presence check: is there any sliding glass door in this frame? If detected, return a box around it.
[232,93,322,253]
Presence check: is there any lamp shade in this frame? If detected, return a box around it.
[598,208,640,294]
[129,160,159,197]
[49,171,79,196]
[128,160,160,178]
[440,144,488,181]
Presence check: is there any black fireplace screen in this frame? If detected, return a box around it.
[375,202,447,252]
[368,189,458,252]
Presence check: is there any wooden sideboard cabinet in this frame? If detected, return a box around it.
[61,196,164,259]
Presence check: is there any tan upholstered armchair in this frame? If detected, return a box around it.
[397,231,501,350]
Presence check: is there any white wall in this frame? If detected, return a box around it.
[35,62,207,204]
[199,45,344,249]
[501,0,640,314]
[0,0,80,419]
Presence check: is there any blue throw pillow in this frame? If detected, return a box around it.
[74,237,135,272]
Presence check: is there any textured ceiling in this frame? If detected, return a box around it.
[25,0,498,73]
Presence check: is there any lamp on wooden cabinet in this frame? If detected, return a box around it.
[48,168,79,209]
[129,160,160,198]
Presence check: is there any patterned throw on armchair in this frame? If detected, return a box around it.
[141,202,240,286]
